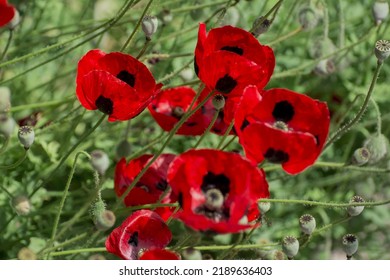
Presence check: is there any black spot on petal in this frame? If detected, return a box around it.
[117,70,136,87]
[186,122,198,127]
[128,231,139,247]
[156,180,168,191]
[215,74,237,94]
[201,172,230,196]
[221,46,244,56]
[178,192,183,208]
[95,95,113,115]
[272,100,295,123]
[194,57,199,77]
[240,118,250,131]
[314,135,320,146]
[264,148,289,164]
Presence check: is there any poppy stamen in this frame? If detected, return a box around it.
[205,188,224,210]
[273,121,288,131]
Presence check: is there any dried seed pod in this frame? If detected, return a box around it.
[18,126,35,149]
[282,236,299,259]
[347,195,365,217]
[299,214,316,235]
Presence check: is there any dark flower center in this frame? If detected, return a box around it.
[172,106,185,119]
[272,100,295,123]
[215,74,237,94]
[220,46,244,56]
[117,70,136,87]
[95,95,113,115]
[128,231,139,247]
[264,148,289,164]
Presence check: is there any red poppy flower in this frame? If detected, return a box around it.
[115,154,175,207]
[105,210,172,260]
[194,23,275,96]
[235,86,330,174]
[0,0,17,27]
[139,249,180,260]
[167,149,270,233]
[76,49,162,122]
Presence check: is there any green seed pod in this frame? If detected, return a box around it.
[282,236,299,259]
[212,94,225,110]
[90,150,110,175]
[18,247,37,260]
[351,147,370,166]
[374,39,390,63]
[252,16,271,36]
[0,114,16,138]
[372,1,389,25]
[142,15,158,40]
[18,126,35,149]
[363,133,388,164]
[11,195,31,216]
[95,210,116,231]
[115,139,131,160]
[342,234,358,258]
[347,195,365,217]
[299,214,316,235]
[258,201,271,214]
[0,86,11,113]
[182,247,202,260]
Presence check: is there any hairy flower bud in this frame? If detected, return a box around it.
[18,126,35,149]
[0,115,16,138]
[282,236,299,259]
[363,133,388,164]
[142,15,158,40]
[95,210,116,231]
[299,214,316,235]
[347,195,365,217]
[375,39,390,63]
[91,150,110,175]
[11,195,31,216]
[182,247,202,260]
[372,1,389,25]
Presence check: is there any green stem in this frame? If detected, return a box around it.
[221,135,236,151]
[0,30,13,61]
[0,149,28,170]
[136,39,151,59]
[325,61,383,149]
[269,26,302,46]
[120,0,154,52]
[0,184,13,198]
[46,151,91,259]
[193,109,220,149]
[216,119,234,150]
[171,1,228,13]
[250,0,284,32]
[370,98,382,136]
[258,198,390,208]
[38,233,89,258]
[10,96,74,112]
[0,136,10,155]
[48,247,107,257]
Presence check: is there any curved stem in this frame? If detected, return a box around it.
[216,119,234,149]
[120,0,154,52]
[325,61,383,149]
[370,98,382,136]
[10,96,74,112]
[136,38,151,59]
[0,30,13,61]
[258,198,390,208]
[0,136,10,155]
[0,149,28,170]
[269,26,302,46]
[0,184,13,198]
[46,151,91,259]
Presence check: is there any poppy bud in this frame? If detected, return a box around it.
[374,39,390,63]
[115,139,131,160]
[0,87,11,113]
[161,9,172,25]
[18,247,37,260]
[258,201,271,214]
[363,133,388,164]
[95,209,116,231]
[212,94,225,110]
[299,214,316,235]
[342,234,358,259]
[282,236,299,259]
[179,68,194,82]
[252,16,271,36]
[347,195,365,217]
[142,15,158,40]
[90,150,110,175]
[298,6,320,31]
[7,9,20,30]
[11,195,31,216]
[351,147,370,166]
[18,126,35,149]
[182,247,202,260]
[220,7,240,27]
[372,1,389,25]
[0,115,16,138]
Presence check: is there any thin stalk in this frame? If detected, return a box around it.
[0,30,13,61]
[258,198,390,208]
[0,149,28,170]
[193,109,220,149]
[216,120,234,149]
[370,99,382,136]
